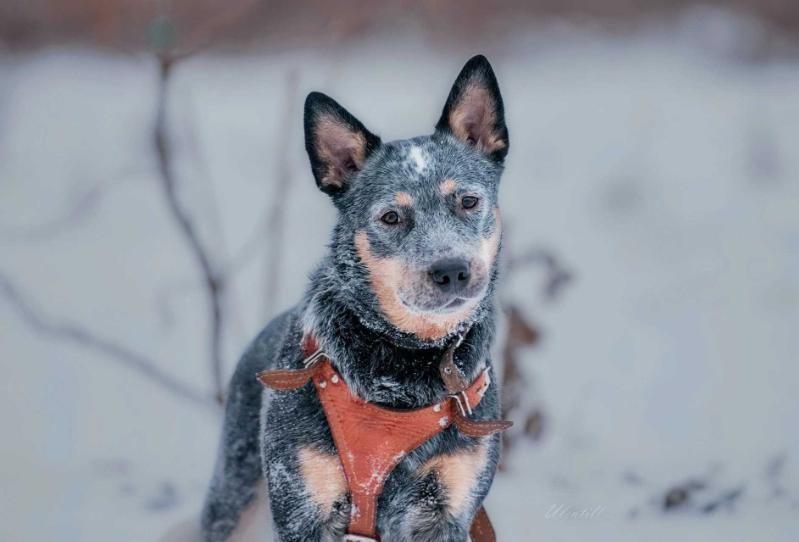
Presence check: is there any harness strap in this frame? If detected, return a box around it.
[256,365,317,390]
[453,406,513,438]
[256,333,511,541]
[469,505,496,542]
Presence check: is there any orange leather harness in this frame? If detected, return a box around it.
[257,334,511,541]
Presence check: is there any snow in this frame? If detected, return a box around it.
[1,12,798,541]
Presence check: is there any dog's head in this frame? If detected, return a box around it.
[304,55,508,342]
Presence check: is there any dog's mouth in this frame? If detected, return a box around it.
[443,297,467,310]
[400,298,471,315]
[397,287,485,315]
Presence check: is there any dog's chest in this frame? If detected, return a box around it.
[264,384,490,522]
[259,325,503,538]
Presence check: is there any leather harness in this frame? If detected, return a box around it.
[256,333,512,541]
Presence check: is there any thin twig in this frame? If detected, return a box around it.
[145,0,262,404]
[0,273,216,410]
[0,172,143,243]
[153,56,226,404]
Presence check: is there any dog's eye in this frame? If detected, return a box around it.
[380,210,400,225]
[461,196,479,209]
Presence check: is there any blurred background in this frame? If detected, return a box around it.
[1,1,798,540]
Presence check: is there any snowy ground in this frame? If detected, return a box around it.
[1,13,799,541]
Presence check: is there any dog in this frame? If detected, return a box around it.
[201,55,510,542]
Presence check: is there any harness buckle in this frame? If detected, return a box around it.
[303,348,326,368]
[450,390,472,417]
[342,535,379,542]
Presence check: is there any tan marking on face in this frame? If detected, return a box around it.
[394,191,413,207]
[419,441,489,514]
[298,447,346,517]
[475,208,502,274]
[439,178,458,195]
[449,87,507,155]
[227,479,269,541]
[354,231,478,340]
[316,117,367,189]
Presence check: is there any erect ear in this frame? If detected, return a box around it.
[304,92,381,195]
[435,55,508,162]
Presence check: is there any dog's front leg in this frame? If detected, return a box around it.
[265,442,350,542]
[385,469,470,542]
[381,435,499,542]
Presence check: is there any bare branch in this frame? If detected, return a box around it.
[0,272,216,411]
[153,56,226,405]
[144,0,264,405]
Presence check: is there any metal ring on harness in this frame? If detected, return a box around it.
[303,348,326,368]
[450,390,473,416]
[342,535,379,542]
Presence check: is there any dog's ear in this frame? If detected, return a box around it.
[304,92,381,195]
[435,55,508,162]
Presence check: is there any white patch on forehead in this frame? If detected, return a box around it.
[408,146,428,173]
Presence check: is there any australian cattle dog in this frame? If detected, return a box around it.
[202,55,511,542]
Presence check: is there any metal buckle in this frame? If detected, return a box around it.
[342,535,379,542]
[303,348,326,368]
[479,367,491,395]
[450,390,472,416]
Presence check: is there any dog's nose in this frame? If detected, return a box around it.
[429,259,471,293]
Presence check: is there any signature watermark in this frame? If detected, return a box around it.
[545,504,605,520]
